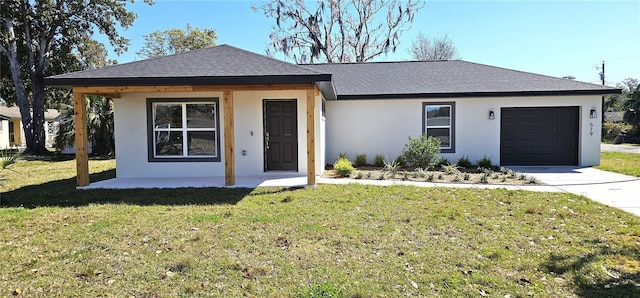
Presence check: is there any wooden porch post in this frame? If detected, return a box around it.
[73,90,89,186]
[223,90,235,186]
[306,89,316,185]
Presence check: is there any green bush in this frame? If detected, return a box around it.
[373,154,385,167]
[400,134,441,169]
[602,121,632,143]
[477,155,493,169]
[394,155,406,167]
[354,153,368,167]
[457,156,473,168]
[437,158,451,167]
[336,152,348,161]
[333,157,354,177]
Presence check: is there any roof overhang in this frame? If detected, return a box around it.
[45,74,333,89]
[333,88,623,100]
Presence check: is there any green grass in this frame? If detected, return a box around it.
[0,158,639,297]
[597,152,640,177]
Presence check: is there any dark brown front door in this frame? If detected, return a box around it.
[264,100,298,171]
[500,107,579,166]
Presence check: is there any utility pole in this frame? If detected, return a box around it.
[601,60,605,123]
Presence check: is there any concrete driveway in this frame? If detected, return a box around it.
[510,166,640,216]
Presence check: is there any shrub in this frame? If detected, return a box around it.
[602,121,632,143]
[479,173,489,184]
[477,155,493,169]
[457,156,473,168]
[400,134,441,169]
[394,155,406,167]
[337,152,348,161]
[437,158,451,167]
[354,154,368,167]
[373,154,385,167]
[384,159,399,178]
[333,157,354,177]
[442,164,460,175]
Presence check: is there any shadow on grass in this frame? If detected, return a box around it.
[542,239,640,298]
[1,169,304,208]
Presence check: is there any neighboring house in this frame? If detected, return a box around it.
[0,106,60,149]
[45,45,620,187]
[605,111,625,122]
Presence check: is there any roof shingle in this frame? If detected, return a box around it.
[45,44,619,98]
[306,60,619,99]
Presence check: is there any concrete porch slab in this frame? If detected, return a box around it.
[80,174,312,189]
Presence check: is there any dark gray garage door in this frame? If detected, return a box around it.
[500,107,579,166]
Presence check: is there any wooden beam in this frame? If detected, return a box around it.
[223,90,235,186]
[73,90,89,187]
[73,84,318,94]
[306,89,316,185]
[93,93,121,98]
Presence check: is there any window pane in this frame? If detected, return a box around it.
[155,131,183,156]
[187,104,216,128]
[154,104,182,128]
[427,128,450,147]
[426,106,451,126]
[188,131,216,156]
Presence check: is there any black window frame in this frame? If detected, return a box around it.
[146,98,221,162]
[422,101,456,153]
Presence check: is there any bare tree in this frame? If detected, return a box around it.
[408,33,460,61]
[255,0,423,63]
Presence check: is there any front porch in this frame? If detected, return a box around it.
[80,173,316,189]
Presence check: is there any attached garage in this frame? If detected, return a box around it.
[500,106,579,165]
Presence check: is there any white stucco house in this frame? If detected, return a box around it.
[0,106,60,149]
[45,45,620,187]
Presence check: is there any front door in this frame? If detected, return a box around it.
[264,100,298,171]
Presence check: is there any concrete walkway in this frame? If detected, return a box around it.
[601,143,640,154]
[510,166,640,216]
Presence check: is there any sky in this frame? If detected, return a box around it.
[98,0,640,87]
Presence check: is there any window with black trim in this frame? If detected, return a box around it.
[147,98,221,162]
[423,102,455,153]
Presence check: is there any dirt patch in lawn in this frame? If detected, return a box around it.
[323,166,542,185]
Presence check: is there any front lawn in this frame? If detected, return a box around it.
[597,152,640,177]
[0,158,639,297]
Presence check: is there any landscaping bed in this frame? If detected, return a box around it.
[323,165,541,185]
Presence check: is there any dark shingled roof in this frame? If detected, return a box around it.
[45,44,331,86]
[305,61,620,99]
[46,44,620,99]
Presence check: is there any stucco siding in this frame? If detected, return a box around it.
[326,95,602,167]
[114,90,320,178]
[0,120,9,149]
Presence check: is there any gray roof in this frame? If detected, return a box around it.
[0,106,60,120]
[46,44,331,86]
[306,60,620,99]
[45,44,620,99]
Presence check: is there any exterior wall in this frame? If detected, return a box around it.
[114,90,321,178]
[326,95,602,167]
[0,119,8,149]
[0,119,58,149]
